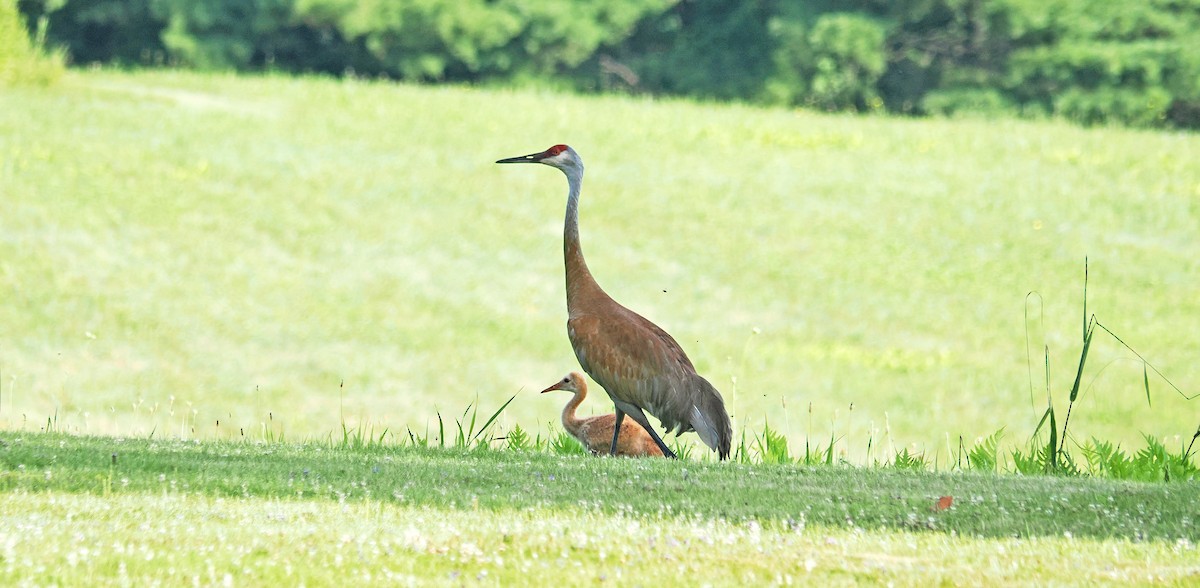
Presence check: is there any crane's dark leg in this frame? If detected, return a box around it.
[609,410,625,456]
[624,407,677,459]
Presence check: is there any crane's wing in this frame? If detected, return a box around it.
[568,304,699,432]
[568,303,733,460]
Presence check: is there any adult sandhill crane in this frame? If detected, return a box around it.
[541,372,664,458]
[497,144,732,460]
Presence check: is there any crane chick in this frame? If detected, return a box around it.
[542,372,665,458]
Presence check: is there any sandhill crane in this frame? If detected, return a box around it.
[497,144,733,460]
[541,372,665,458]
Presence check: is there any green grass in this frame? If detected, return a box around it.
[4,433,1199,540]
[2,433,1199,585]
[1,69,1198,460]
[8,491,1197,586]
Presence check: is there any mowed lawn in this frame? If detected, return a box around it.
[1,433,1198,585]
[1,70,1197,457]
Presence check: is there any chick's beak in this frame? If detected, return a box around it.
[539,382,564,394]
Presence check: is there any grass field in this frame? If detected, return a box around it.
[1,69,1198,460]
[1,433,1198,585]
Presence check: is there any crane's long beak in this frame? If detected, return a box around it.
[496,152,543,164]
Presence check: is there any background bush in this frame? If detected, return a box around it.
[2,0,62,85]
[16,0,1200,129]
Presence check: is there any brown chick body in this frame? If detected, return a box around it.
[541,372,665,458]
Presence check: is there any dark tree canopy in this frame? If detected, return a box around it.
[17,0,1200,129]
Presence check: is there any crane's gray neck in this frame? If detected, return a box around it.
[564,168,583,244]
[562,167,603,313]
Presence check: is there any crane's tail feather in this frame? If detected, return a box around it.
[688,375,733,460]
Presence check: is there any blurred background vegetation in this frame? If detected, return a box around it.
[1,0,61,84]
[11,0,1200,130]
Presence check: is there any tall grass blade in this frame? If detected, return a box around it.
[1059,316,1094,454]
[1032,407,1052,438]
[1044,345,1051,405]
[1068,318,1094,404]
[437,411,445,448]
[1082,257,1088,341]
[1143,363,1151,408]
[472,394,517,445]
[1047,407,1058,472]
[454,418,466,448]
[467,399,478,441]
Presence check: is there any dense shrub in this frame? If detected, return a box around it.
[17,0,166,66]
[1008,41,1180,125]
[154,0,300,69]
[281,0,674,82]
[996,0,1200,128]
[606,0,777,100]
[804,13,888,111]
[16,0,1200,129]
[2,0,62,85]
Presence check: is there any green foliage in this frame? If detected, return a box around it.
[1133,434,1198,482]
[1079,435,1199,482]
[668,437,694,461]
[153,0,296,69]
[338,422,388,450]
[1,0,61,84]
[618,0,776,100]
[1082,438,1136,479]
[1010,437,1082,476]
[765,10,888,111]
[398,396,514,450]
[922,87,1015,118]
[504,422,531,451]
[496,416,1195,483]
[753,421,792,464]
[1008,41,1182,126]
[18,0,166,65]
[445,394,515,451]
[965,429,1005,473]
[290,0,673,82]
[1017,261,1198,479]
[803,433,837,467]
[805,13,887,111]
[17,0,1200,127]
[999,0,1200,128]
[548,430,587,456]
[891,447,928,470]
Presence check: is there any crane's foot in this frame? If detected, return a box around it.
[643,428,677,459]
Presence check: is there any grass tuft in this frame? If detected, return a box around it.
[753,421,792,464]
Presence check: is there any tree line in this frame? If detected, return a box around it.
[16,0,1200,129]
